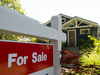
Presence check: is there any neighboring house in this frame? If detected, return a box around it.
[44,13,99,47]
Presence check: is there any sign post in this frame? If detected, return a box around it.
[51,15,62,75]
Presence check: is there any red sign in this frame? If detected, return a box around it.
[0,41,53,75]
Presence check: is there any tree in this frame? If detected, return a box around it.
[0,0,26,40]
[0,0,26,15]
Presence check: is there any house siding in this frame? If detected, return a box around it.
[77,27,92,40]
[65,27,93,47]
[61,16,71,24]
[62,29,68,47]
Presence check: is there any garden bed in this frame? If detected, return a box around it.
[61,35,100,75]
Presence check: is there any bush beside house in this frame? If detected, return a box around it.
[61,35,100,75]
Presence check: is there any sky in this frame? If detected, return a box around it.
[20,0,100,25]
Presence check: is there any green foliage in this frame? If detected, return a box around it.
[61,49,100,74]
[0,0,26,15]
[78,39,85,46]
[31,38,48,43]
[79,35,100,74]
[62,41,65,49]
[82,29,89,34]
[0,0,26,41]
[2,34,19,41]
[31,38,36,43]
[88,35,100,54]
[80,35,100,65]
[61,35,100,75]
[80,52,100,66]
[22,39,28,42]
[78,38,94,50]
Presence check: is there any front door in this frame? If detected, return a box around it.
[69,31,75,46]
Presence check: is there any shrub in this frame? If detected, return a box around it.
[79,35,100,74]
[61,35,100,74]
[31,38,48,43]
[78,38,94,50]
[60,50,81,74]
[80,35,100,65]
[88,35,100,54]
[60,50,100,75]
[62,41,65,49]
[81,51,100,65]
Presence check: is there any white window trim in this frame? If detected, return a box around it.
[67,29,77,46]
[80,28,90,34]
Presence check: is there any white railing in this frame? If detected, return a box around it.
[0,5,66,75]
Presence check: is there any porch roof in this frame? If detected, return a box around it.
[44,13,99,29]
[62,16,98,29]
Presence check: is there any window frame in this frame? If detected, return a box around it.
[80,28,90,34]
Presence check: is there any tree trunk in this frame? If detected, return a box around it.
[0,33,3,39]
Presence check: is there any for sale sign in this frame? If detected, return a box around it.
[0,41,53,75]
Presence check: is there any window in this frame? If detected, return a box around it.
[80,28,90,34]
[62,18,66,23]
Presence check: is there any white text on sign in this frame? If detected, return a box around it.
[8,52,47,67]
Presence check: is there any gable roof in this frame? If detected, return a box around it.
[59,13,72,19]
[44,13,98,28]
[44,13,72,25]
[62,16,98,29]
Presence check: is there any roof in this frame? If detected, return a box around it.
[59,13,72,19]
[74,16,98,24]
[44,13,98,27]
[44,13,72,25]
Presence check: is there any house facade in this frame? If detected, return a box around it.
[44,14,98,47]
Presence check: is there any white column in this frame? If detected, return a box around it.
[51,15,62,75]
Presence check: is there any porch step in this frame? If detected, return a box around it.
[63,47,79,53]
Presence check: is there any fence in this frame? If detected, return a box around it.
[0,5,66,75]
